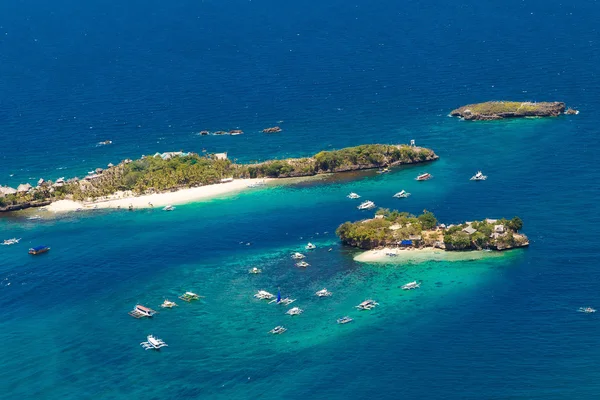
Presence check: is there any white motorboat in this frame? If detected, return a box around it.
[140,335,168,350]
[248,267,262,274]
[337,316,353,324]
[401,281,421,290]
[357,200,375,210]
[269,326,287,334]
[416,173,432,181]
[470,171,487,181]
[393,190,411,198]
[306,242,316,250]
[347,192,361,199]
[356,299,379,310]
[286,307,304,316]
[254,290,275,300]
[27,215,42,221]
[160,299,177,308]
[295,261,310,268]
[2,238,21,246]
[578,307,596,313]
[291,252,305,260]
[315,288,332,297]
[163,205,175,211]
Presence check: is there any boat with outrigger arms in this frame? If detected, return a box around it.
[356,299,379,310]
[286,307,304,316]
[248,267,262,274]
[347,192,361,199]
[470,171,487,181]
[401,281,421,290]
[29,245,50,255]
[269,326,287,335]
[578,307,596,313]
[162,205,175,211]
[416,173,432,181]
[305,242,316,250]
[291,252,305,260]
[357,200,375,210]
[254,290,275,300]
[178,291,201,302]
[2,238,21,245]
[160,299,177,308]
[269,288,295,305]
[295,261,310,268]
[140,335,168,350]
[129,304,158,318]
[337,316,353,324]
[393,190,410,198]
[315,288,332,297]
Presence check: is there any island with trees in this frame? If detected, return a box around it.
[450,101,576,121]
[336,209,529,251]
[0,144,438,212]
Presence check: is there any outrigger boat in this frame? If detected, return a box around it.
[129,304,158,318]
[248,267,262,274]
[160,299,177,308]
[162,205,175,211]
[578,307,596,313]
[337,316,353,324]
[247,180,266,188]
[286,307,304,316]
[306,242,316,250]
[269,326,287,334]
[401,281,421,290]
[416,173,432,181]
[28,245,50,255]
[269,288,296,305]
[357,200,375,210]
[470,171,487,181]
[295,261,310,268]
[356,299,379,310]
[315,288,332,297]
[347,192,361,199]
[291,252,305,260]
[27,215,42,220]
[2,238,21,245]
[254,290,275,300]
[140,335,168,350]
[178,291,201,302]
[393,190,411,198]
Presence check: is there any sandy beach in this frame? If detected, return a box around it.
[354,247,506,264]
[47,178,269,213]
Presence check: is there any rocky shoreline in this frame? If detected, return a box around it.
[450,101,570,121]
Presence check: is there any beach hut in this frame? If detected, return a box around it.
[17,183,32,193]
[463,226,477,235]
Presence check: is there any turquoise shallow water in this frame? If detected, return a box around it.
[3,0,600,399]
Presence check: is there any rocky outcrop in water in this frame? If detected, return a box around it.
[450,101,566,121]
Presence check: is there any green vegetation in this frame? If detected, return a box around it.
[450,101,566,120]
[336,210,529,251]
[0,144,438,209]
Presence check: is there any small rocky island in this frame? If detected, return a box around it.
[0,144,438,212]
[336,209,529,251]
[450,101,571,121]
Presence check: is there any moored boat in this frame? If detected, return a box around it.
[160,299,177,308]
[254,290,275,300]
[416,173,432,181]
[269,326,287,334]
[578,307,596,313]
[129,304,158,318]
[2,238,21,245]
[248,267,262,274]
[291,252,305,260]
[356,299,378,310]
[140,335,168,350]
[295,261,310,268]
[470,171,487,181]
[393,190,411,198]
[315,288,332,297]
[306,242,316,250]
[27,215,42,221]
[357,200,375,210]
[178,291,201,302]
[286,307,303,316]
[163,205,175,211]
[347,192,361,199]
[337,316,353,324]
[28,245,50,255]
[401,281,421,290]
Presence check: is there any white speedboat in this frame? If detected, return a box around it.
[291,252,305,260]
[315,288,332,297]
[578,307,596,313]
[357,200,375,210]
[2,238,21,245]
[286,307,304,316]
[347,192,361,199]
[401,281,421,290]
[470,171,487,181]
[337,316,353,324]
[140,335,168,350]
[295,261,310,268]
[162,205,175,211]
[416,173,432,181]
[306,242,316,250]
[393,190,411,198]
[269,326,287,334]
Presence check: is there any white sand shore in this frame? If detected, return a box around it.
[354,247,506,264]
[47,178,269,213]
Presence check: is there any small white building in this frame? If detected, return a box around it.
[494,225,505,233]
[214,152,228,160]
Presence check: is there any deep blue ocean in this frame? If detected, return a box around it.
[2,0,600,398]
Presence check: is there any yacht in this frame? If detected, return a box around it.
[416,173,432,181]
[163,205,175,211]
[248,267,262,274]
[291,252,305,260]
[315,288,332,297]
[578,307,596,313]
[140,335,168,350]
[295,261,310,268]
[393,190,411,198]
[347,192,361,199]
[286,307,304,316]
[470,171,487,181]
[357,200,375,210]
[401,281,421,290]
[2,238,21,246]
[337,316,353,324]
[269,326,287,334]
[305,242,316,250]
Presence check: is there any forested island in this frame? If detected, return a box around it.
[450,101,576,121]
[336,209,529,251]
[0,144,438,212]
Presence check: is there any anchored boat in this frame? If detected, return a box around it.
[295,261,310,268]
[315,288,332,297]
[347,192,361,199]
[337,316,353,324]
[470,171,487,181]
[28,245,50,255]
[356,299,379,310]
[286,307,304,316]
[358,200,375,210]
[160,299,177,308]
[401,281,421,290]
[305,242,316,250]
[416,173,432,181]
[2,238,21,245]
[140,335,168,350]
[248,267,262,274]
[578,307,596,313]
[269,326,287,334]
[254,290,275,300]
[291,252,305,260]
[178,292,201,302]
[162,205,175,211]
[129,304,157,318]
[393,190,411,198]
